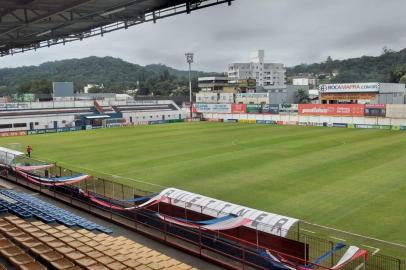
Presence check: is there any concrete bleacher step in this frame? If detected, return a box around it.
[0,214,198,270]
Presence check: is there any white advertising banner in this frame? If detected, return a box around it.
[195,103,231,113]
[319,83,380,93]
[159,188,299,237]
[0,103,30,111]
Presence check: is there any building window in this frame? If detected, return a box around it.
[13,123,27,128]
[35,122,39,125]
[0,124,12,129]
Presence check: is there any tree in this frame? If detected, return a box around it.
[390,64,406,83]
[400,74,406,84]
[296,89,311,104]
[0,86,11,96]
[382,46,394,55]
[87,86,104,93]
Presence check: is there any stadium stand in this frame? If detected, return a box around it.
[0,100,185,132]
[0,190,112,234]
[0,189,198,270]
[0,214,197,270]
[114,104,179,113]
[0,108,93,118]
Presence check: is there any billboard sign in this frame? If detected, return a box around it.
[246,104,262,113]
[236,93,269,99]
[355,124,391,130]
[279,104,298,114]
[262,104,280,114]
[298,104,365,116]
[320,93,377,101]
[364,104,386,117]
[0,131,27,137]
[194,103,232,113]
[231,103,247,114]
[0,103,30,111]
[319,83,380,93]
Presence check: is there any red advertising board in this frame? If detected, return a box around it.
[365,104,386,109]
[0,131,27,137]
[298,104,365,116]
[231,103,247,114]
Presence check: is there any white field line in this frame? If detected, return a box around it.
[330,236,347,242]
[304,221,406,249]
[300,229,315,234]
[362,245,380,255]
[354,263,365,270]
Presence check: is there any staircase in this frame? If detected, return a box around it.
[93,100,104,114]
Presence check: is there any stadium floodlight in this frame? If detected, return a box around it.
[36,30,52,37]
[185,53,194,119]
[101,7,126,17]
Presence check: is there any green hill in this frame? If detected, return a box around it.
[0,56,219,96]
[287,48,406,84]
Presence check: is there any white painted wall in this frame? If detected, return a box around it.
[203,113,406,126]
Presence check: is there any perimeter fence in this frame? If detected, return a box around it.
[0,151,405,270]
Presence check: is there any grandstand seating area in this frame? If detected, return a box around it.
[0,189,197,270]
[114,104,178,113]
[0,215,196,269]
[0,108,93,118]
[0,190,112,234]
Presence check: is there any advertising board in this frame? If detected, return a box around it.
[0,131,27,137]
[262,104,279,114]
[256,120,277,125]
[332,123,348,128]
[246,104,262,113]
[238,119,256,124]
[0,103,30,111]
[319,83,380,93]
[194,103,232,113]
[298,104,365,116]
[279,104,298,114]
[320,93,377,101]
[364,104,386,117]
[231,103,247,114]
[355,124,391,130]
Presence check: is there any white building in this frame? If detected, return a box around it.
[84,83,104,93]
[228,50,286,89]
[293,78,319,89]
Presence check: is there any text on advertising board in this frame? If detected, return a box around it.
[298,104,365,116]
[319,83,380,93]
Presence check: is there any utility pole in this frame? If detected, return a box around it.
[185,53,194,119]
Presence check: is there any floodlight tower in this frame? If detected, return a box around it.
[185,52,194,119]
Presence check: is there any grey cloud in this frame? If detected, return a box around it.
[0,0,406,72]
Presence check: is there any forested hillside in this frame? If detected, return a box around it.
[287,48,406,84]
[0,56,219,96]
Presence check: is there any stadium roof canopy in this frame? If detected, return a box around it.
[0,0,233,57]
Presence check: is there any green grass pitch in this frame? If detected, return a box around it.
[1,122,406,249]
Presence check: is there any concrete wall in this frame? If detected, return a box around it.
[203,113,406,126]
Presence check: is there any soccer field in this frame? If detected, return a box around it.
[1,122,406,247]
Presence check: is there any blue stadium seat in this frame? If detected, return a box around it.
[0,189,112,233]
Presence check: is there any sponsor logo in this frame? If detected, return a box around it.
[319,83,380,93]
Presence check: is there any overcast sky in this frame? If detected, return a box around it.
[0,0,405,71]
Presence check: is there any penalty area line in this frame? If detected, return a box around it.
[354,263,365,270]
[362,244,380,255]
[330,236,347,242]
